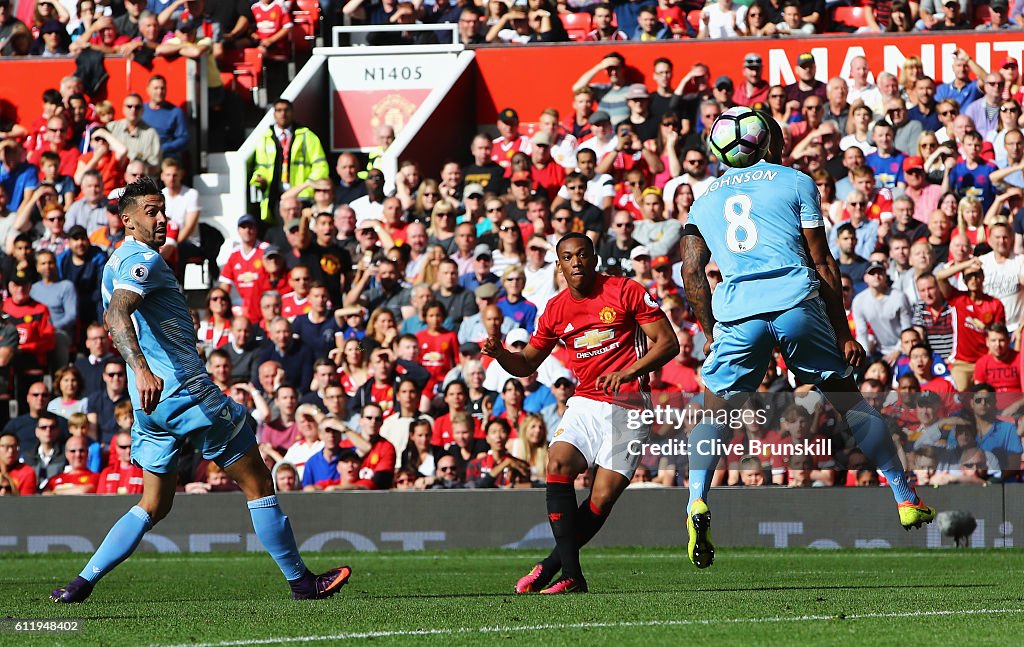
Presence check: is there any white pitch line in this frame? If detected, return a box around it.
[38,550,970,564]
[157,607,1024,647]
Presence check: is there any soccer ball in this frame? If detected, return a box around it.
[708,107,771,169]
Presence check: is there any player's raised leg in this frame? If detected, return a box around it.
[51,470,177,603]
[224,445,352,600]
[773,299,935,529]
[822,381,935,529]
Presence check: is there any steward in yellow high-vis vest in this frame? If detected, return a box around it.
[249,100,329,223]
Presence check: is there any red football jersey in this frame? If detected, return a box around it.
[491,135,530,169]
[47,468,99,493]
[358,437,396,489]
[251,0,292,40]
[220,245,268,323]
[281,292,311,321]
[431,412,482,447]
[530,274,665,404]
[947,291,1006,363]
[96,464,145,495]
[416,329,458,391]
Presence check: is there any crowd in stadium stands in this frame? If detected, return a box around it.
[3,0,1024,497]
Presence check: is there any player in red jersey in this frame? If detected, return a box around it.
[484,233,678,594]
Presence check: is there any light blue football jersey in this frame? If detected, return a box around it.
[689,161,824,323]
[101,237,207,407]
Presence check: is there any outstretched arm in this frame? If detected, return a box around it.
[680,230,715,351]
[105,289,163,413]
[482,334,551,377]
[800,225,864,367]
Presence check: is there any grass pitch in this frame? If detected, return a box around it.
[2,547,1023,646]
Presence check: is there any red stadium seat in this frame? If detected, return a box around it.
[561,11,593,40]
[831,6,869,28]
[292,9,320,54]
[520,121,539,137]
[230,48,265,106]
[294,0,321,12]
[686,9,702,31]
[560,12,592,40]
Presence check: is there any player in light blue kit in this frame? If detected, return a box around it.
[679,114,935,569]
[51,178,351,603]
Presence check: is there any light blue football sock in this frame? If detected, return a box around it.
[846,400,918,504]
[687,422,726,514]
[248,495,308,581]
[80,505,152,583]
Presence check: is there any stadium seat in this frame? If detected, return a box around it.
[831,6,869,28]
[520,121,539,137]
[292,9,320,54]
[560,12,592,40]
[687,9,702,31]
[230,48,265,107]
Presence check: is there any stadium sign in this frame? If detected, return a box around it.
[0,487,1014,553]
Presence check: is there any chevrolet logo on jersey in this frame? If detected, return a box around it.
[574,329,614,350]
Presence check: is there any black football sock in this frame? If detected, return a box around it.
[546,474,583,580]
[541,497,610,573]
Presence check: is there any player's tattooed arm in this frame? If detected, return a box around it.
[106,290,149,372]
[106,288,164,413]
[680,231,716,340]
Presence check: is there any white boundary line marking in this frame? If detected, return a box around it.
[158,608,1024,647]
[14,551,975,564]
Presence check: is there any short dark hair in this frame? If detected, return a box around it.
[908,342,932,356]
[987,322,1009,337]
[555,232,594,255]
[119,176,162,217]
[42,89,62,105]
[103,356,126,372]
[836,222,856,238]
[423,300,448,319]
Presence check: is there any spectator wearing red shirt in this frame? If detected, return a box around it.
[280,264,313,321]
[3,275,55,369]
[466,418,530,488]
[96,432,144,495]
[936,258,1007,390]
[660,329,701,393]
[340,403,396,490]
[73,128,128,195]
[973,323,1019,405]
[218,214,269,324]
[416,302,459,395]
[251,0,293,55]
[46,436,99,494]
[28,115,79,178]
[315,449,363,490]
[733,54,770,107]
[0,432,37,495]
[491,107,531,171]
[528,132,565,199]
[432,380,483,447]
[908,343,959,411]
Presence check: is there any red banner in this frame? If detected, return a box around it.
[472,32,1024,124]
